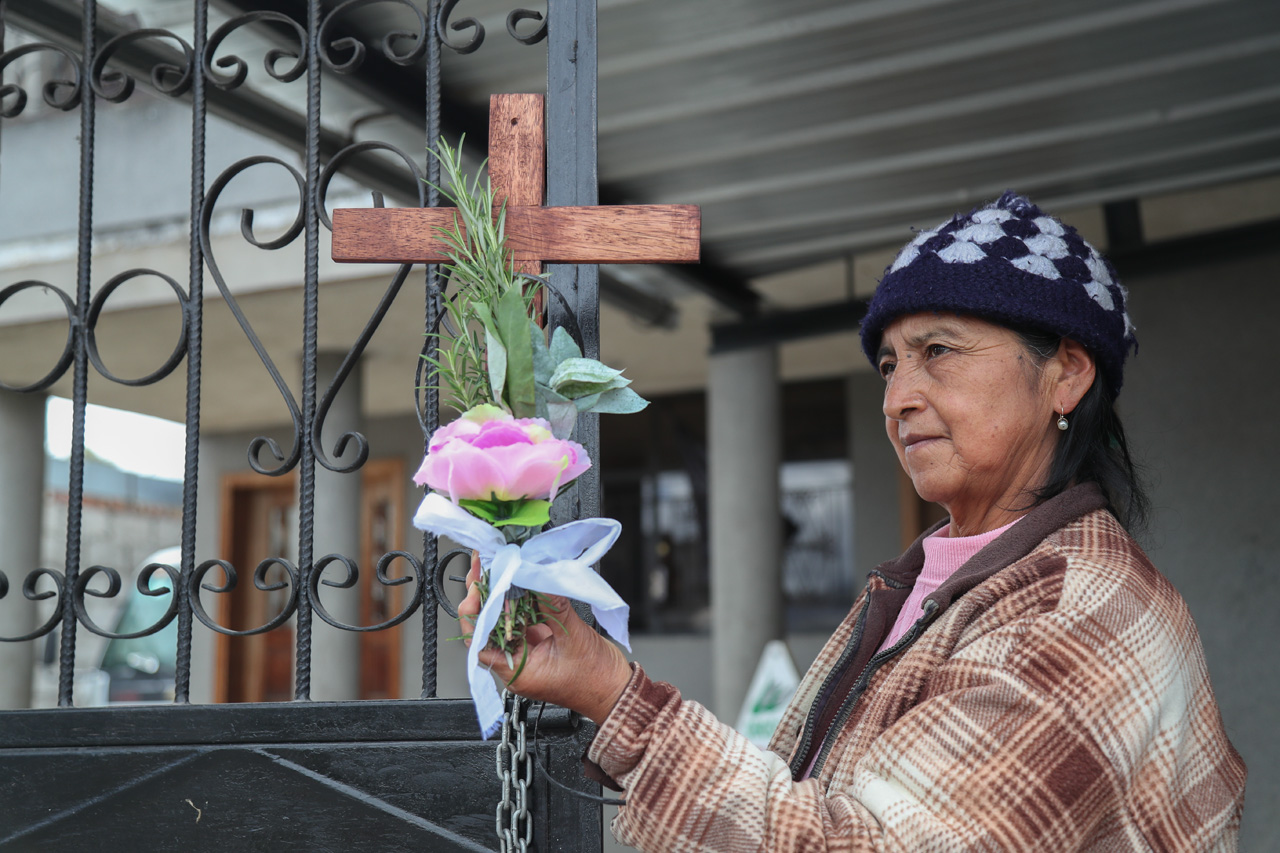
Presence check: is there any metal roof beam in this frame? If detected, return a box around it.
[693,84,1280,214]
[709,217,1280,352]
[728,140,1280,268]
[709,298,867,354]
[599,0,956,78]
[606,33,1280,181]
[599,0,1231,135]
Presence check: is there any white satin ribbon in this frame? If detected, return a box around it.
[412,492,631,738]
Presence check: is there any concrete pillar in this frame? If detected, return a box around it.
[308,353,363,701]
[0,391,46,709]
[708,346,783,721]
[846,372,902,578]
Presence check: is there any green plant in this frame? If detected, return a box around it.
[421,135,541,415]
[421,136,649,435]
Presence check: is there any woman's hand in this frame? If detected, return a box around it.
[459,553,633,725]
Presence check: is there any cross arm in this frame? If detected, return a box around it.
[330,204,700,265]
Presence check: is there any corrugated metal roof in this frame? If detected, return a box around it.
[421,0,1280,283]
[13,0,1280,305]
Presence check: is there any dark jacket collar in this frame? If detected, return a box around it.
[873,482,1109,612]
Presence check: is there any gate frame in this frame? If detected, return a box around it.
[0,0,606,849]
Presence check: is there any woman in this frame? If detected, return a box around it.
[460,192,1246,851]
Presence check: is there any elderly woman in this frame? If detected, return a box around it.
[460,192,1246,850]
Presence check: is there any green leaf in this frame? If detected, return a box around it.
[494,500,551,528]
[530,319,555,385]
[586,386,649,414]
[549,326,582,364]
[549,357,626,386]
[484,324,507,406]
[535,383,567,422]
[572,392,602,413]
[540,385,569,404]
[458,498,551,528]
[546,399,579,440]
[550,357,631,399]
[458,499,501,524]
[471,300,494,331]
[497,288,537,418]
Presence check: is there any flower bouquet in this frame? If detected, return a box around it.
[412,139,643,737]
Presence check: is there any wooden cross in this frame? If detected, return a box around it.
[331,94,700,280]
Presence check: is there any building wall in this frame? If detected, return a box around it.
[1121,248,1280,850]
[31,463,183,707]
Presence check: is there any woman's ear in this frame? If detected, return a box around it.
[1053,339,1096,414]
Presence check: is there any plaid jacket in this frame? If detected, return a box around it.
[588,484,1246,851]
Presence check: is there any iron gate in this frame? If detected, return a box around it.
[0,0,604,849]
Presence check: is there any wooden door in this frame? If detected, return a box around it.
[358,458,405,700]
[217,472,297,703]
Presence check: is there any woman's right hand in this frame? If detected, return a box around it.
[458,553,632,725]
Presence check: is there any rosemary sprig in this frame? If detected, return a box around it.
[422,136,541,414]
[422,137,559,658]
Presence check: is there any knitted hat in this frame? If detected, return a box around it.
[860,191,1136,396]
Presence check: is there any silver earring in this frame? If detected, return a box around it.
[1056,412,1069,431]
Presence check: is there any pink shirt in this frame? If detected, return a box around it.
[875,518,1018,653]
[800,518,1021,779]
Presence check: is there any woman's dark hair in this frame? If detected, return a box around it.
[1016,327,1149,532]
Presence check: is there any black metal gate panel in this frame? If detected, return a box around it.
[0,0,604,849]
[0,701,595,852]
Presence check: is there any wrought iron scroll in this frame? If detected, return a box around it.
[89,29,194,102]
[0,0,210,707]
[189,558,300,637]
[0,42,82,116]
[0,0,595,721]
[319,0,429,73]
[73,564,182,639]
[205,11,308,91]
[200,155,308,477]
[314,140,425,475]
[436,0,549,54]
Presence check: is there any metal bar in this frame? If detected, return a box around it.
[1105,200,1145,254]
[56,0,98,708]
[1108,217,1280,276]
[710,299,868,354]
[0,0,6,175]
[547,0,601,525]
[420,0,442,700]
[293,0,323,701]
[173,0,209,707]
[544,3,606,847]
[0,700,578,749]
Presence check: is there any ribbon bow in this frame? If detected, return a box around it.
[413,492,630,738]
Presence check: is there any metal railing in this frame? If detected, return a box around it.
[0,0,600,708]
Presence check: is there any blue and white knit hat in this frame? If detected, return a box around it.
[860,191,1137,396]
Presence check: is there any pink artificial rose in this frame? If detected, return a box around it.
[414,404,591,503]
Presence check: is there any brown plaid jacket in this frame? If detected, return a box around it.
[588,484,1246,851]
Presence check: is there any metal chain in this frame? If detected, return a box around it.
[495,690,533,853]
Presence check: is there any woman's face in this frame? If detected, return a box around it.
[878,313,1068,535]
